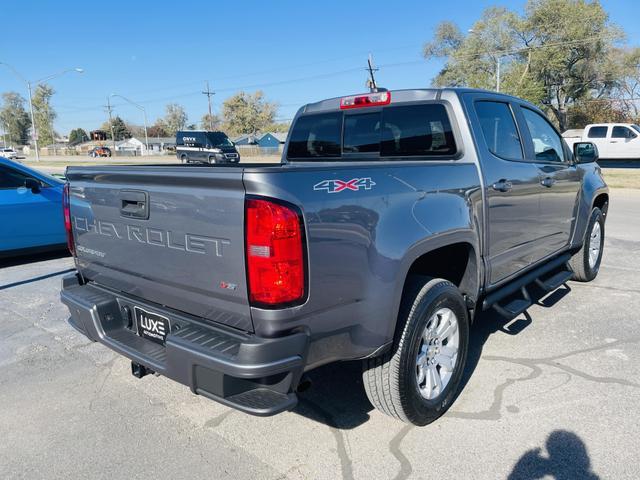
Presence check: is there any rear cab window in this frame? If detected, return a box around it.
[587,126,608,138]
[286,103,457,160]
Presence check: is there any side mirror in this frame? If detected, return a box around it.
[573,142,599,164]
[24,178,42,193]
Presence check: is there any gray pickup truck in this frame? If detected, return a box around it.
[61,88,608,425]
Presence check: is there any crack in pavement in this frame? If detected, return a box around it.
[88,357,118,412]
[298,398,354,480]
[389,424,414,480]
[447,338,640,421]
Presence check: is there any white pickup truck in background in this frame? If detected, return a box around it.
[563,123,640,160]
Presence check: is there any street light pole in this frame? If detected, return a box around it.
[110,94,150,155]
[25,82,39,159]
[0,63,83,162]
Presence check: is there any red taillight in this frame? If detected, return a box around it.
[245,198,305,306]
[62,183,75,255]
[340,91,391,109]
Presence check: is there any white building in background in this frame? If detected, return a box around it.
[115,137,176,155]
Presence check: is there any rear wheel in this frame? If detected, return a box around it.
[363,277,469,425]
[570,207,605,282]
[180,154,188,163]
[208,155,216,164]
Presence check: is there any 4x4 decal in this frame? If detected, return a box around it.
[313,177,376,194]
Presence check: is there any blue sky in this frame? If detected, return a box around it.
[1,0,638,134]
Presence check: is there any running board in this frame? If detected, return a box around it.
[492,286,532,318]
[535,269,573,291]
[483,253,572,311]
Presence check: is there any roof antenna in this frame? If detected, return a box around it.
[366,53,379,92]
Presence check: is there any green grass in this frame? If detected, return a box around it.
[601,169,640,189]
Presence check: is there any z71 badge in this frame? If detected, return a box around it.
[313,177,376,194]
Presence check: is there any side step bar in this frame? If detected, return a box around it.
[483,253,572,314]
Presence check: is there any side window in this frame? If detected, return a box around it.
[475,101,523,160]
[612,126,637,139]
[522,108,565,163]
[587,126,608,139]
[0,165,34,189]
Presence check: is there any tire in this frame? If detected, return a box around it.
[180,154,188,163]
[208,155,216,164]
[363,277,470,425]
[569,207,605,282]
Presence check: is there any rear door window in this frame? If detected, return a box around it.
[587,126,608,138]
[475,101,523,160]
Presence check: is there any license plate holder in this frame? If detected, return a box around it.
[134,306,171,345]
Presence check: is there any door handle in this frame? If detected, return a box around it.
[120,190,149,219]
[491,179,512,192]
[540,177,556,188]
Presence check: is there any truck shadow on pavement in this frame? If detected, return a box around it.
[295,283,572,430]
[508,430,600,480]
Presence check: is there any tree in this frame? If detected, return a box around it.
[148,121,169,138]
[125,122,145,139]
[162,103,188,135]
[423,0,623,131]
[32,83,57,146]
[68,128,89,145]
[0,92,31,145]
[606,47,640,120]
[201,113,221,130]
[262,121,290,134]
[101,116,131,141]
[221,91,278,135]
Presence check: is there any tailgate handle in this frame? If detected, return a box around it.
[120,190,149,219]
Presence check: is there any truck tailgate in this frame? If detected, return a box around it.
[66,166,253,332]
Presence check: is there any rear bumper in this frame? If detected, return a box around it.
[60,274,308,416]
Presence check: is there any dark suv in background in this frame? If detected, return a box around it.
[175,130,240,164]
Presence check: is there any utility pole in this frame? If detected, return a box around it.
[496,57,501,93]
[366,54,379,92]
[202,81,215,130]
[104,96,116,151]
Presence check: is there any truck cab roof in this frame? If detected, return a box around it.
[299,88,536,115]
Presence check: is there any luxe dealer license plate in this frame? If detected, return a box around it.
[134,306,170,345]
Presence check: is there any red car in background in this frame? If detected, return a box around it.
[88,146,112,157]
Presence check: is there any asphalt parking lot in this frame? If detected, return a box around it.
[1,189,639,480]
